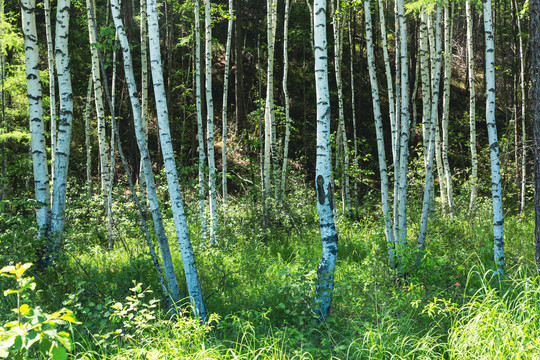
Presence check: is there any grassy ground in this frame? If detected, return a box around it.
[1,176,539,359]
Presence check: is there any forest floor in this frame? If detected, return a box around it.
[1,175,539,359]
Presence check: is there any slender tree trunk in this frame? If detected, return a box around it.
[396,0,410,248]
[280,0,291,202]
[332,0,352,218]
[21,0,51,239]
[84,75,93,195]
[516,0,526,213]
[87,0,110,199]
[107,30,119,249]
[314,0,338,320]
[483,0,504,274]
[365,0,395,268]
[466,0,478,211]
[109,0,182,304]
[204,0,218,246]
[44,0,57,185]
[348,18,358,216]
[418,5,442,256]
[0,0,5,201]
[139,0,149,209]
[194,0,207,241]
[264,0,277,202]
[49,0,74,252]
[147,0,207,319]
[441,2,454,216]
[531,0,540,276]
[257,36,267,242]
[222,0,233,208]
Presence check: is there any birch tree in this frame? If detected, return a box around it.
[109,0,182,305]
[194,0,207,241]
[483,0,504,274]
[44,0,56,182]
[365,0,395,267]
[313,0,338,320]
[264,0,277,201]
[84,75,93,195]
[348,18,358,214]
[139,0,149,209]
[21,0,50,238]
[532,0,540,276]
[331,0,352,218]
[147,0,207,319]
[280,0,291,202]
[466,0,478,210]
[86,0,110,198]
[49,0,74,252]
[205,0,218,245]
[516,0,526,213]
[441,2,454,215]
[222,0,233,208]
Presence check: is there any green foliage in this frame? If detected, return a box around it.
[0,263,79,360]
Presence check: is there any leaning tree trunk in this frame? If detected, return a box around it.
[365,0,395,268]
[530,0,540,275]
[204,0,218,246]
[21,0,50,239]
[313,0,338,321]
[194,0,207,241]
[466,0,478,211]
[109,0,182,304]
[49,0,74,254]
[222,0,233,208]
[147,0,207,319]
[483,0,504,274]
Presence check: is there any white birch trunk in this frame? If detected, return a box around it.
[222,0,233,208]
[87,0,110,197]
[147,0,207,319]
[50,0,74,251]
[84,75,93,195]
[110,0,182,304]
[418,5,442,255]
[280,0,291,202]
[21,0,50,237]
[264,0,278,201]
[204,0,218,245]
[466,0,478,210]
[365,0,395,267]
[44,0,56,184]
[314,0,338,320]
[194,0,207,241]
[441,2,454,216]
[396,0,410,246]
[139,0,149,209]
[483,0,504,274]
[419,12,431,167]
[332,0,352,218]
[516,0,526,213]
[348,21,358,214]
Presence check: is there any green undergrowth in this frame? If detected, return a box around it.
[1,178,539,359]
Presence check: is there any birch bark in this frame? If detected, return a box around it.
[50,0,74,251]
[109,0,182,304]
[483,0,504,274]
[194,0,207,241]
[280,0,291,202]
[21,0,50,238]
[222,0,233,208]
[139,0,149,209]
[441,2,454,215]
[147,0,207,319]
[365,0,395,267]
[44,0,56,183]
[314,0,338,320]
[205,0,218,245]
[84,75,93,195]
[531,0,540,276]
[348,19,358,215]
[516,0,526,213]
[466,0,478,210]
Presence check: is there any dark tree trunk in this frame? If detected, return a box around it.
[532,0,540,276]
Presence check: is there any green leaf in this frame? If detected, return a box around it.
[60,313,78,324]
[39,337,52,355]
[51,345,67,360]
